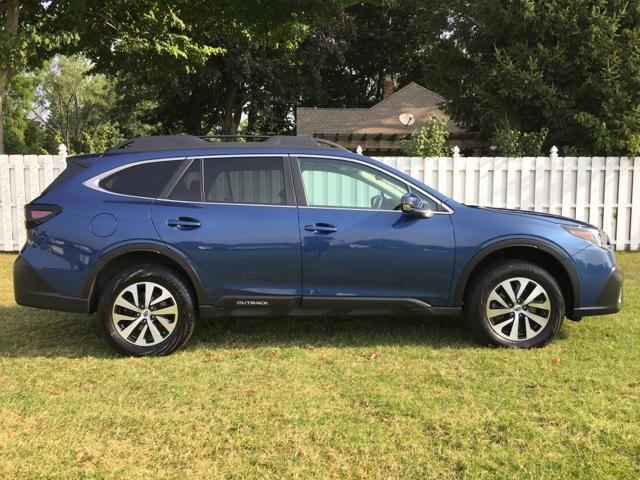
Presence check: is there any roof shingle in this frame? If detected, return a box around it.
[297,82,463,135]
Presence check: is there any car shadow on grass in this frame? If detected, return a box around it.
[190,315,476,351]
[0,304,484,358]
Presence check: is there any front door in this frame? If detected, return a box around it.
[150,156,301,310]
[294,156,455,307]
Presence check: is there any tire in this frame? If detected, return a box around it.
[465,260,564,348]
[98,264,196,356]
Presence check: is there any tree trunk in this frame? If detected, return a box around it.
[0,0,20,154]
[246,103,257,135]
[222,82,239,137]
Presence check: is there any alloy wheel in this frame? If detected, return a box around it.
[112,281,178,346]
[485,277,551,342]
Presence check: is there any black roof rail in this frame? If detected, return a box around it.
[108,135,210,152]
[107,135,348,153]
[200,134,270,141]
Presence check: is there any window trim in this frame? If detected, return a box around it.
[291,154,453,214]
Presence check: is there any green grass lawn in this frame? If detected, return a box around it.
[0,253,638,479]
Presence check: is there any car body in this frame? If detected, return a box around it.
[13,135,623,355]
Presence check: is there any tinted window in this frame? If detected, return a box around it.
[100,160,182,198]
[203,157,286,205]
[169,159,202,202]
[298,157,411,210]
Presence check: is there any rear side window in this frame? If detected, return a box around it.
[100,160,182,198]
[203,157,286,205]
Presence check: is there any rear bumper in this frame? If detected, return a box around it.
[571,264,623,320]
[13,255,89,313]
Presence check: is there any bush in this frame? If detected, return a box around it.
[400,116,449,156]
[492,126,549,156]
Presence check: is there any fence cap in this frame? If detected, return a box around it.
[57,144,68,156]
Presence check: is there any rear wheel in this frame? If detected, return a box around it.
[99,265,195,356]
[466,260,564,348]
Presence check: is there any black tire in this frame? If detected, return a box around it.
[465,260,564,348]
[98,264,196,356]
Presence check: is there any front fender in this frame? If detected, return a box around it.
[451,237,580,308]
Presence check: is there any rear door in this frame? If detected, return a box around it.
[150,155,301,311]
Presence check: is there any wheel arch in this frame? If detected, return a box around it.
[453,239,580,318]
[84,243,206,313]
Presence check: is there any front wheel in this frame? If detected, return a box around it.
[99,265,196,356]
[466,260,565,348]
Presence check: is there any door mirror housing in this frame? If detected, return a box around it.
[400,193,434,218]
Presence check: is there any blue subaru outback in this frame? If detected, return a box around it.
[14,136,623,355]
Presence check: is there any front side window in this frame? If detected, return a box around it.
[203,157,286,205]
[100,160,182,198]
[298,157,411,210]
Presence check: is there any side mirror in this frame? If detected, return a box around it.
[400,193,434,218]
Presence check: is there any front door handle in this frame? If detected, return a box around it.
[167,217,201,230]
[304,223,338,234]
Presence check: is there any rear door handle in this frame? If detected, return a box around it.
[304,223,338,234]
[167,217,201,230]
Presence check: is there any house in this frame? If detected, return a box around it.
[296,79,487,155]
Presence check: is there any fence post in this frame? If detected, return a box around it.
[58,144,68,157]
[452,146,462,201]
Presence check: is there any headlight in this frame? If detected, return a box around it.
[563,225,609,247]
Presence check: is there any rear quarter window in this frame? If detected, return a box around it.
[99,160,182,198]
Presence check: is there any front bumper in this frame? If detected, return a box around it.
[571,264,623,320]
[14,255,89,313]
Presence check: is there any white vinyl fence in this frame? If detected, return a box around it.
[0,154,67,252]
[0,147,639,251]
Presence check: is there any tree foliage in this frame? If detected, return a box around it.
[438,0,640,155]
[295,0,452,108]
[3,1,640,156]
[69,0,362,136]
[0,0,78,153]
[2,73,57,154]
[30,55,122,154]
[492,125,549,156]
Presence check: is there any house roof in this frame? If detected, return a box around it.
[296,82,463,135]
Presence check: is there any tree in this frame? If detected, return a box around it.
[295,0,453,109]
[435,0,640,155]
[1,72,58,154]
[31,55,122,154]
[1,0,20,153]
[0,0,77,153]
[71,0,361,136]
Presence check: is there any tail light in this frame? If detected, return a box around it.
[25,204,61,230]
